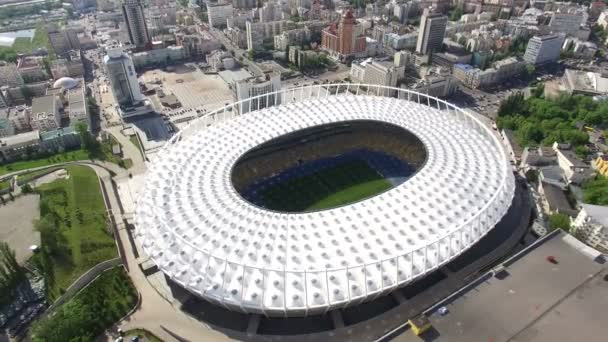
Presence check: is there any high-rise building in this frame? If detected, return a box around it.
[523,34,565,65]
[321,10,366,58]
[207,3,233,28]
[122,0,151,49]
[416,8,448,55]
[104,47,145,110]
[47,24,81,57]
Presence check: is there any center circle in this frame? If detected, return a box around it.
[230,120,427,213]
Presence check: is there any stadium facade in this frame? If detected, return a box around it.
[134,84,516,317]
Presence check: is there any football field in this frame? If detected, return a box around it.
[259,160,393,212]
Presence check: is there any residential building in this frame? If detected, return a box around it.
[17,56,47,83]
[453,57,525,89]
[246,20,292,51]
[0,110,15,138]
[122,0,151,49]
[523,34,565,65]
[538,180,579,217]
[548,12,584,37]
[0,64,24,88]
[176,33,222,59]
[384,32,418,50]
[259,1,282,22]
[274,28,311,51]
[50,50,84,79]
[104,47,145,110]
[235,72,281,113]
[68,85,90,128]
[234,0,256,8]
[206,50,235,71]
[572,203,608,253]
[207,3,233,28]
[321,10,366,59]
[409,73,458,98]
[2,106,31,132]
[416,8,448,55]
[47,24,81,57]
[552,142,593,184]
[593,155,608,176]
[30,95,61,132]
[0,130,40,162]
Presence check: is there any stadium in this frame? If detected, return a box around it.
[134,84,516,317]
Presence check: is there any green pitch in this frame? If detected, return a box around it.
[259,160,392,212]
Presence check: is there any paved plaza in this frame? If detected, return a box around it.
[140,64,234,112]
[0,195,40,264]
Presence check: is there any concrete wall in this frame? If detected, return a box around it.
[45,258,122,312]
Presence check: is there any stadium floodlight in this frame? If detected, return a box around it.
[134,84,515,317]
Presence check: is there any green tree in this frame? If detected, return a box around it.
[75,121,93,150]
[449,7,463,21]
[548,213,571,232]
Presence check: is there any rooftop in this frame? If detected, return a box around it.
[541,181,579,217]
[580,203,608,226]
[396,230,607,342]
[31,95,57,115]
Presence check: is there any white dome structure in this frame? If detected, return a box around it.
[134,84,516,317]
[53,77,77,89]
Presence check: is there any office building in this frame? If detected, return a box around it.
[416,8,448,55]
[235,72,281,113]
[524,34,565,65]
[104,47,145,110]
[30,95,61,132]
[122,0,151,49]
[207,3,233,28]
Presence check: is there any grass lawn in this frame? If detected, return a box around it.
[0,149,90,176]
[129,134,145,159]
[259,160,392,212]
[34,165,117,300]
[308,179,392,210]
[17,167,63,185]
[31,267,137,342]
[0,23,50,55]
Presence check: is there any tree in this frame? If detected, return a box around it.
[21,184,33,194]
[548,213,571,232]
[449,7,463,21]
[75,121,93,150]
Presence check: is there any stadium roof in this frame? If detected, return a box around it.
[134,89,515,316]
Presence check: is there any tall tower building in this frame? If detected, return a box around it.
[103,47,144,110]
[121,0,151,49]
[338,9,356,56]
[416,8,447,55]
